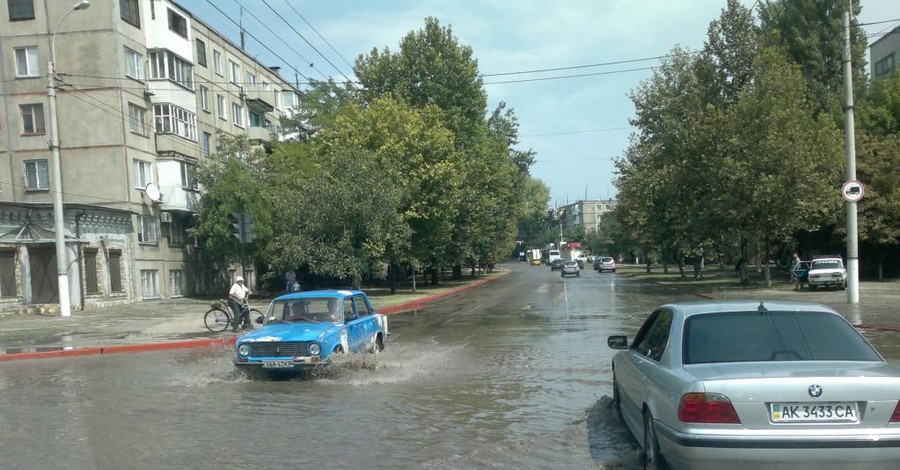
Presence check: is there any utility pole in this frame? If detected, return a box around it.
[842,10,860,304]
[48,0,91,317]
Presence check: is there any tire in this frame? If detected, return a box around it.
[371,335,384,353]
[250,308,264,323]
[642,411,668,470]
[204,307,231,333]
[612,373,623,421]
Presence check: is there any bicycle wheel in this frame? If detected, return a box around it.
[204,307,232,333]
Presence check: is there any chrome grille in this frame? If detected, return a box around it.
[249,342,309,357]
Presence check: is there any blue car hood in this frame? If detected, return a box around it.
[237,323,338,343]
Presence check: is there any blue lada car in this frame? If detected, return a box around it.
[234,289,388,376]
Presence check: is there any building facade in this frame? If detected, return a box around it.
[870,25,898,79]
[1,0,301,312]
[555,199,617,234]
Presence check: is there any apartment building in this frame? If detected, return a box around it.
[870,25,899,79]
[0,0,302,312]
[556,199,617,234]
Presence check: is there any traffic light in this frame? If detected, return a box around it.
[229,212,255,244]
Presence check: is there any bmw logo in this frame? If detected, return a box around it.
[808,384,823,398]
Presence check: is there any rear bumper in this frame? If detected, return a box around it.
[656,421,900,470]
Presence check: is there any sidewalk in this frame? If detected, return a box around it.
[0,270,511,361]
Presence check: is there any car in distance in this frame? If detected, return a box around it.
[594,256,616,272]
[561,260,580,277]
[607,300,900,470]
[549,258,564,271]
[234,289,388,377]
[807,256,847,290]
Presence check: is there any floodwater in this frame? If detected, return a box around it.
[1,263,896,469]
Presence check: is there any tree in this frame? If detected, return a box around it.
[758,0,867,117]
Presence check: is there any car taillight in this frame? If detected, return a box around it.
[891,401,900,423]
[678,392,741,423]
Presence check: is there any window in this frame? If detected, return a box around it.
[128,103,146,135]
[245,72,257,86]
[108,250,123,292]
[167,8,187,38]
[875,54,895,78]
[138,215,157,244]
[124,47,144,79]
[229,60,240,84]
[632,309,673,362]
[148,50,193,89]
[134,159,152,188]
[120,0,140,28]
[169,269,184,296]
[24,159,49,191]
[282,90,299,109]
[180,161,199,190]
[0,250,16,297]
[167,219,185,246]
[8,0,35,21]
[231,102,244,127]
[249,111,266,128]
[213,50,223,76]
[154,104,197,140]
[14,46,39,77]
[84,249,99,294]
[216,94,226,119]
[140,269,159,299]
[199,85,209,111]
[195,39,207,67]
[201,132,212,156]
[20,104,44,134]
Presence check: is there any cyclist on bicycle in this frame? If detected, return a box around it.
[228,275,251,331]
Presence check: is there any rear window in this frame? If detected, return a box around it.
[812,260,842,270]
[683,311,881,364]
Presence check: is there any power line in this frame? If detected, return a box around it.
[280,0,357,73]
[259,0,358,89]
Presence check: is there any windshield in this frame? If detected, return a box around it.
[265,298,342,324]
[811,260,842,270]
[683,310,881,364]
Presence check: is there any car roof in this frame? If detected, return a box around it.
[274,289,364,301]
[659,299,838,319]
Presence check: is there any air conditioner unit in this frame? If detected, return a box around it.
[144,82,154,96]
[160,212,172,223]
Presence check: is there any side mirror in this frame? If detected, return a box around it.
[255,315,264,324]
[607,335,628,349]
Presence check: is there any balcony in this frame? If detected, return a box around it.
[243,86,276,113]
[155,133,199,159]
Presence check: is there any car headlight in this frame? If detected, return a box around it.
[238,344,251,356]
[308,343,321,355]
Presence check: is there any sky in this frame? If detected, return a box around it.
[176,0,899,208]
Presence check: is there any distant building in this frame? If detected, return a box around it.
[1,0,302,312]
[870,25,899,79]
[555,199,617,234]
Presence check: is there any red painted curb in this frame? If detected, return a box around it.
[0,271,510,361]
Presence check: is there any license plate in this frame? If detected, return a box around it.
[262,360,294,369]
[771,402,859,423]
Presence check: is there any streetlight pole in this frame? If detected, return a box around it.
[48,0,90,317]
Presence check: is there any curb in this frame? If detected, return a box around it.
[0,270,510,362]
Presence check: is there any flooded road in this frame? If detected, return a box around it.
[1,264,896,469]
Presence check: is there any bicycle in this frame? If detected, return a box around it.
[204,298,263,333]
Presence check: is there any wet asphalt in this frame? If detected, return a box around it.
[0,268,897,360]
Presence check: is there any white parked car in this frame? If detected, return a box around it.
[807,257,847,291]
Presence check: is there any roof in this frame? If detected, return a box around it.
[274,289,366,301]
[659,299,838,318]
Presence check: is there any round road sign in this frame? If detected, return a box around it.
[841,180,864,202]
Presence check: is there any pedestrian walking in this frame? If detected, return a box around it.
[790,253,802,291]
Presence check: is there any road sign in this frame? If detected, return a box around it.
[841,180,865,202]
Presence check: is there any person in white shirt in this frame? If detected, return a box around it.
[228,275,251,330]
